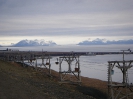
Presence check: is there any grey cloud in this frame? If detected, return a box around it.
[0,0,133,41]
[0,25,133,37]
[1,0,133,16]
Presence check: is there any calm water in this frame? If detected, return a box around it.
[1,44,133,83]
[50,54,133,83]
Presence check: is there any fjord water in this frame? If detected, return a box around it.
[1,44,133,83]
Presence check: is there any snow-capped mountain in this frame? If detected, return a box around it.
[13,39,57,47]
[78,38,133,45]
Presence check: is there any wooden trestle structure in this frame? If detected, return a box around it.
[0,51,52,75]
[58,55,81,84]
[36,55,52,75]
[0,51,81,83]
[108,60,133,99]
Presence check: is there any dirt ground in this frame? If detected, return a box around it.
[0,60,107,99]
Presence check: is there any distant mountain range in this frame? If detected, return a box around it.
[0,38,133,47]
[12,39,57,47]
[78,38,133,45]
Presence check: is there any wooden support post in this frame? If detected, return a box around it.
[38,55,52,75]
[59,57,62,81]
[22,57,24,67]
[108,60,133,99]
[48,56,51,74]
[35,57,37,71]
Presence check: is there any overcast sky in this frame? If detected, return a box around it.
[0,0,133,45]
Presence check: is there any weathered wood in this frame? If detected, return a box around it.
[108,60,133,99]
[58,55,81,84]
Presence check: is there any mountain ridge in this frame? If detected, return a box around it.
[78,38,133,45]
[12,39,57,47]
